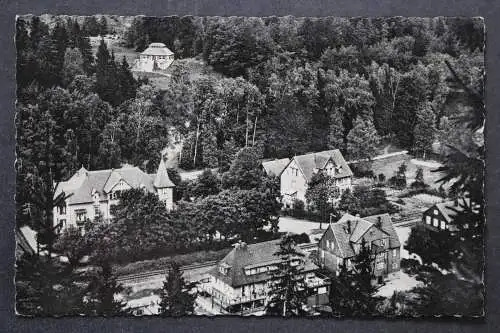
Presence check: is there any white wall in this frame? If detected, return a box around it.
[280,159,307,207]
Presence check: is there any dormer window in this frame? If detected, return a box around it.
[219,263,231,276]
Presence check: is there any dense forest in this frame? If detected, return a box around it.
[15,14,485,317]
[15,14,485,230]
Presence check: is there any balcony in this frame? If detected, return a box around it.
[305,272,330,288]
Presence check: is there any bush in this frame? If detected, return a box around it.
[378,173,386,183]
[350,163,375,178]
[400,258,421,276]
[289,233,311,244]
[389,175,407,189]
[400,187,447,199]
[291,199,305,218]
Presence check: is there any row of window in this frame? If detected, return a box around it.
[376,261,399,270]
[425,215,447,230]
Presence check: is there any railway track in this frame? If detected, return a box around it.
[118,213,421,285]
[117,260,218,284]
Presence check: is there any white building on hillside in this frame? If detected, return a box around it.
[133,42,174,73]
[279,150,353,208]
[53,156,175,231]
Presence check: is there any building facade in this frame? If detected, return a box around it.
[203,240,330,315]
[132,42,174,72]
[53,156,175,231]
[279,150,353,208]
[318,213,401,278]
[421,198,475,233]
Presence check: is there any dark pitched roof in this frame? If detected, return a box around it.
[209,240,318,287]
[290,150,353,181]
[325,213,400,259]
[262,158,290,177]
[56,166,156,205]
[431,198,471,223]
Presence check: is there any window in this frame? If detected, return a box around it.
[325,240,330,250]
[392,249,397,257]
[59,219,66,228]
[380,239,386,247]
[433,218,439,227]
[440,221,446,230]
[433,209,438,215]
[320,249,325,259]
[58,205,66,215]
[75,209,87,222]
[392,262,398,270]
[425,216,431,224]
[219,266,228,275]
[376,261,385,270]
[94,205,100,217]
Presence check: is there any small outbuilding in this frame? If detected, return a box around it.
[133,42,174,72]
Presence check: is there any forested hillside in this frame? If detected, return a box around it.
[16,15,484,229]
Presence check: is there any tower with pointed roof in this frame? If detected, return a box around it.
[154,154,175,211]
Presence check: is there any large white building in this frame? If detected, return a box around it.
[132,42,175,73]
[53,156,175,231]
[276,150,353,208]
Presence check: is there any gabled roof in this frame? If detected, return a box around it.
[364,213,401,249]
[325,213,401,259]
[208,240,318,287]
[261,158,290,177]
[55,166,156,205]
[431,199,471,223]
[287,150,353,181]
[154,157,175,188]
[141,43,174,56]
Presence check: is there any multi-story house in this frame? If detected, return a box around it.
[318,213,401,278]
[204,240,330,315]
[279,150,353,208]
[261,158,290,177]
[421,198,476,233]
[53,156,175,231]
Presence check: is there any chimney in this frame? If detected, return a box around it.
[377,216,382,227]
[347,220,352,234]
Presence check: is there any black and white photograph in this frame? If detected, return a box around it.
[14,15,485,317]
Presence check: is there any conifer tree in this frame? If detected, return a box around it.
[305,171,338,229]
[159,262,196,316]
[266,235,309,316]
[118,56,137,102]
[85,260,129,316]
[328,262,355,316]
[413,103,436,159]
[346,116,380,161]
[328,239,383,317]
[327,108,345,150]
